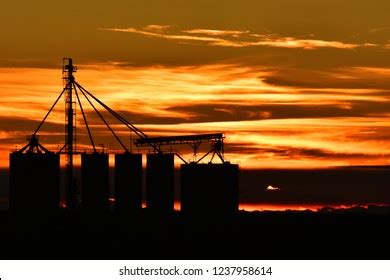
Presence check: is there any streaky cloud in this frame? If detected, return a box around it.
[183,29,250,36]
[142,24,171,33]
[99,26,379,50]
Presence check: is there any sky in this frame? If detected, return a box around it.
[2,0,390,168]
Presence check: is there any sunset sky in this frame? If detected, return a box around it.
[2,0,390,168]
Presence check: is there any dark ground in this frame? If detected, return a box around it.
[1,167,389,259]
[0,207,388,260]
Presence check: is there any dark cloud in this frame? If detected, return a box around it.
[0,117,62,133]
[82,103,358,125]
[227,143,389,160]
[344,128,390,141]
[168,101,390,122]
[62,98,390,127]
[263,67,390,89]
[83,110,186,125]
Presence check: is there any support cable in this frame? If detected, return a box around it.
[73,82,96,153]
[76,82,160,152]
[78,85,129,152]
[58,143,66,153]
[75,82,147,139]
[33,87,66,136]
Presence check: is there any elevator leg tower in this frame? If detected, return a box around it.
[63,58,77,209]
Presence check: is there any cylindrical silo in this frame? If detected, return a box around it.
[180,163,239,217]
[9,152,60,215]
[114,153,143,214]
[81,153,109,213]
[146,153,174,214]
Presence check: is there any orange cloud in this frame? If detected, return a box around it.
[142,24,171,33]
[212,36,359,49]
[183,29,250,36]
[2,64,390,168]
[100,26,378,50]
[98,27,227,43]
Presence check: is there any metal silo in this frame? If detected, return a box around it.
[180,163,239,217]
[9,152,60,215]
[146,153,174,214]
[114,153,143,214]
[81,153,109,213]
